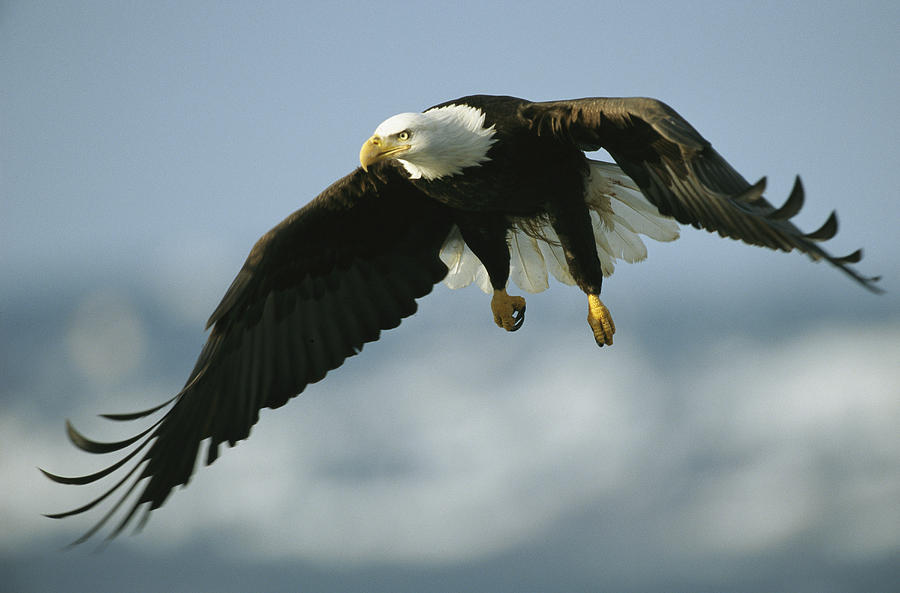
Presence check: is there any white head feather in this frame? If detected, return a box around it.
[373,104,497,180]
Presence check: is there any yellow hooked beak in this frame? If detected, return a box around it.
[359,135,411,171]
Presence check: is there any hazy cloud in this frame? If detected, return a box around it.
[13,321,895,571]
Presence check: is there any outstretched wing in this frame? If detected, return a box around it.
[521,97,881,291]
[42,162,454,543]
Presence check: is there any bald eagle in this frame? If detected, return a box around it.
[43,95,880,543]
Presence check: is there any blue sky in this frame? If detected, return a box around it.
[2,2,899,592]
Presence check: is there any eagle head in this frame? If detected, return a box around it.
[360,104,497,180]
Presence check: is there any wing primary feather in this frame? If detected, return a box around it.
[204,359,232,463]
[207,350,240,460]
[279,297,309,403]
[358,263,404,328]
[731,177,767,204]
[40,433,153,485]
[309,298,340,380]
[108,488,151,541]
[43,454,149,520]
[260,296,298,410]
[317,283,352,372]
[284,299,310,395]
[767,177,805,220]
[99,395,178,421]
[244,302,270,425]
[224,338,252,444]
[65,418,161,454]
[344,264,384,342]
[330,277,367,354]
[834,248,863,265]
[257,295,280,405]
[134,504,153,535]
[827,259,883,293]
[374,257,420,319]
[70,470,146,547]
[805,211,839,241]
[299,295,329,385]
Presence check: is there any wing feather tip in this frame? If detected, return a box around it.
[806,211,839,241]
[42,511,66,520]
[65,420,96,452]
[862,275,885,294]
[767,176,805,220]
[39,466,77,485]
[65,420,148,454]
[734,177,767,203]
[835,248,863,265]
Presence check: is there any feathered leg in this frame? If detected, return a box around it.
[547,192,616,347]
[455,214,526,331]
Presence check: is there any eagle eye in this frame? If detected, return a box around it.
[397,130,411,142]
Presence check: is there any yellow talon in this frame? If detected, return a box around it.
[587,294,615,347]
[491,289,526,332]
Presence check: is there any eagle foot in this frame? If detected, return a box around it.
[587,294,615,347]
[491,289,526,332]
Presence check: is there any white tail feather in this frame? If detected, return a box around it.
[439,160,679,294]
[439,226,478,289]
[508,232,550,293]
[538,228,576,286]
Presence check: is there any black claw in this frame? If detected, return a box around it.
[510,302,526,331]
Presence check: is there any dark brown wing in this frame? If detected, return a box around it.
[521,97,881,291]
[42,162,454,543]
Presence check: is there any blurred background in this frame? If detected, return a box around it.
[2,2,898,591]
